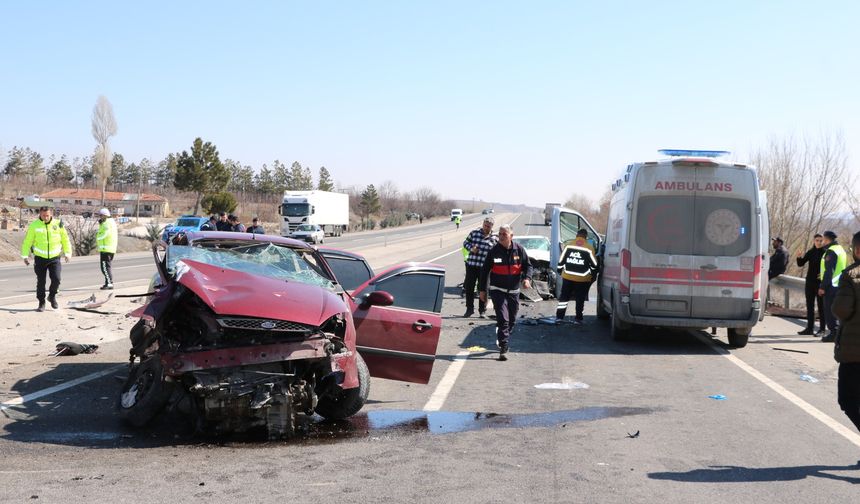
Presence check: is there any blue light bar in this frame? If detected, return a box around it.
[658,149,730,158]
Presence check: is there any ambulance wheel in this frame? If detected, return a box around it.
[596,287,610,320]
[611,314,632,341]
[728,327,750,348]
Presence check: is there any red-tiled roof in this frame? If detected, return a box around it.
[40,188,167,203]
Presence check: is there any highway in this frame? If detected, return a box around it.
[0,212,857,503]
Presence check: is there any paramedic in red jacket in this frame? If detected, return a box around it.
[479,224,532,361]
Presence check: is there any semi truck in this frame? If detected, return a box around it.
[279,190,349,237]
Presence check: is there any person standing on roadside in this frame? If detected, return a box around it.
[831,230,860,432]
[796,233,826,335]
[454,214,461,230]
[462,216,497,317]
[768,237,789,280]
[96,208,118,290]
[216,212,231,231]
[478,224,532,361]
[819,230,848,342]
[200,215,217,231]
[20,206,71,312]
[555,229,599,325]
[246,217,265,234]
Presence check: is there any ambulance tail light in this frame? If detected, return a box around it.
[620,248,631,295]
[752,254,762,300]
[671,158,719,168]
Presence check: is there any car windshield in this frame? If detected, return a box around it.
[295,225,314,231]
[167,243,334,289]
[514,237,550,252]
[176,218,201,227]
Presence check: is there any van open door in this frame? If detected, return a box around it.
[550,207,601,298]
[758,190,769,321]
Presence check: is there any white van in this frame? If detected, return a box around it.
[450,208,463,221]
[551,150,769,348]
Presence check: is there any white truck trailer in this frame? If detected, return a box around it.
[279,190,349,237]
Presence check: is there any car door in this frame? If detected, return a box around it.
[550,207,601,298]
[317,248,375,293]
[350,264,445,384]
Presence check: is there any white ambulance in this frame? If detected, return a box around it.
[551,150,769,348]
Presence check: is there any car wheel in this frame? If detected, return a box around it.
[315,353,370,420]
[727,327,751,348]
[118,356,172,427]
[610,298,632,341]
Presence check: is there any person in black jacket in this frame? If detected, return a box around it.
[768,237,789,280]
[796,233,825,335]
[478,224,532,361]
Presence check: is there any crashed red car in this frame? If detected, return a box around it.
[120,231,444,437]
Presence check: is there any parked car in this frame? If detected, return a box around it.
[290,224,325,244]
[512,235,555,299]
[161,215,209,242]
[481,208,494,215]
[121,231,445,437]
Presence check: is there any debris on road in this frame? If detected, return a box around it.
[799,374,819,383]
[67,293,113,310]
[534,382,590,390]
[53,342,99,356]
[707,394,727,400]
[627,430,640,438]
[772,347,809,354]
[77,325,97,331]
[467,346,486,352]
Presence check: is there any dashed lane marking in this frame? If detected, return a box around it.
[0,365,125,411]
[423,350,471,411]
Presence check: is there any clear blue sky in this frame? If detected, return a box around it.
[2,1,858,207]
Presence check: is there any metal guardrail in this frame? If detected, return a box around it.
[770,274,806,309]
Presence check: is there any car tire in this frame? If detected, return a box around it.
[118,356,172,427]
[315,353,370,420]
[727,327,751,348]
[610,298,632,341]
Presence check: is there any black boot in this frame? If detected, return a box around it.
[36,302,45,312]
[797,328,814,335]
[48,296,58,309]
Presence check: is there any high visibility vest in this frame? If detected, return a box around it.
[97,218,118,254]
[820,243,848,287]
[21,218,72,259]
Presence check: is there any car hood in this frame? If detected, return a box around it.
[174,259,345,327]
[527,249,550,263]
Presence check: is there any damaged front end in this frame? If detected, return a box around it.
[528,257,557,299]
[121,243,364,438]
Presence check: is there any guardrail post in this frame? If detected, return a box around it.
[783,288,790,309]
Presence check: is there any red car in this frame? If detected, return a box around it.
[120,231,444,437]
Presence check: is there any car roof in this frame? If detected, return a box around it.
[183,230,314,249]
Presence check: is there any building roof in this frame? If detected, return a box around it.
[40,188,168,203]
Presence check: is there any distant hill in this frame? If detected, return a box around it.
[449,200,541,214]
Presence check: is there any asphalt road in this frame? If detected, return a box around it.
[0,212,858,503]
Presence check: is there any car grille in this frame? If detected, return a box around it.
[217,318,313,333]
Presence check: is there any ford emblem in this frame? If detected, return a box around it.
[260,321,277,330]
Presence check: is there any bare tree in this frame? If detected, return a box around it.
[752,130,854,268]
[91,95,118,206]
[377,180,400,213]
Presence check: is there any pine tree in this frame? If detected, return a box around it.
[317,166,335,191]
[174,138,228,215]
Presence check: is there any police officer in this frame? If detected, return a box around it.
[478,224,532,361]
[96,208,118,290]
[20,206,71,312]
[796,233,825,335]
[819,230,848,342]
[555,229,599,325]
[200,215,217,231]
[454,214,462,230]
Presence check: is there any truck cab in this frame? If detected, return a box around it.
[450,209,463,221]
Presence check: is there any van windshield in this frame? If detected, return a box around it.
[635,196,752,256]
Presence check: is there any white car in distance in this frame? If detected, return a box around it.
[290,224,325,244]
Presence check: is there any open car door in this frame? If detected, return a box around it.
[350,263,445,384]
[317,248,375,293]
[550,207,601,298]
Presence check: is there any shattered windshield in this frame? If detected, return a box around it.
[167,243,334,289]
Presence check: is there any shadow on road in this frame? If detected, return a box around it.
[648,463,860,484]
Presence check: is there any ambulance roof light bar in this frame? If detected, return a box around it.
[658,149,730,158]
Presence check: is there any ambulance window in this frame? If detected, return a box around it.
[635,196,695,255]
[693,197,752,256]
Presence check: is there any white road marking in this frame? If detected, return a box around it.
[428,249,461,263]
[112,264,154,271]
[0,364,125,411]
[423,350,470,411]
[693,332,860,448]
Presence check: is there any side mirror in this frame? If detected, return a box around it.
[362,290,394,308]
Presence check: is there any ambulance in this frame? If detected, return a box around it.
[551,150,769,348]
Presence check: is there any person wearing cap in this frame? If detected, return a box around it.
[555,228,599,325]
[819,230,848,342]
[831,230,860,432]
[462,216,498,317]
[246,217,265,234]
[796,233,826,335]
[200,215,217,231]
[216,212,231,231]
[768,237,789,280]
[96,208,118,290]
[20,206,71,312]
